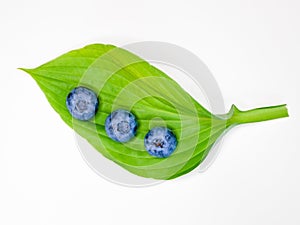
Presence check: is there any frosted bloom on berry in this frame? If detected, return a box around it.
[105,109,138,143]
[66,87,99,121]
[144,127,177,158]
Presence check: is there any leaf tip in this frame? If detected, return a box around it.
[18,67,35,76]
[18,67,29,72]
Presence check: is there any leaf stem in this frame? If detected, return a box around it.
[226,104,289,126]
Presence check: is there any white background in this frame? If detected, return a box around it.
[1,0,299,224]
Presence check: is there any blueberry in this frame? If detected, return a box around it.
[66,87,99,121]
[144,127,177,158]
[105,109,138,143]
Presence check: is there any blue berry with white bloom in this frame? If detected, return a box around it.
[66,87,99,121]
[144,127,177,158]
[105,109,138,143]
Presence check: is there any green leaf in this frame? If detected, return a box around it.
[20,44,289,180]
